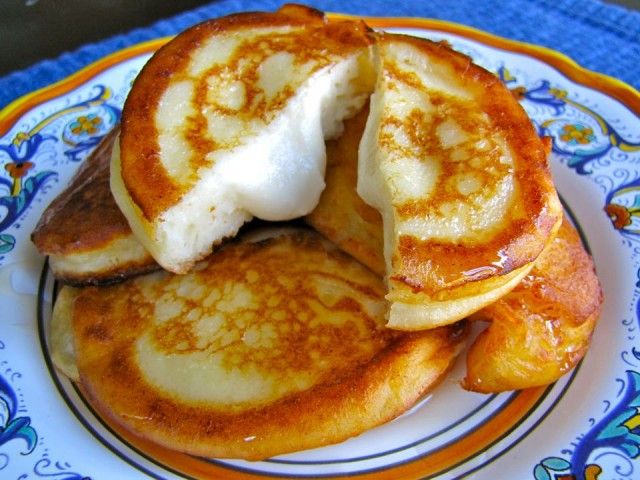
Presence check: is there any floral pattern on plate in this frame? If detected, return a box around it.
[1,18,639,480]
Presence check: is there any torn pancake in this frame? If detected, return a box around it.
[112,4,375,274]
[463,217,603,392]
[32,129,157,285]
[357,34,562,330]
[307,106,601,391]
[68,229,467,460]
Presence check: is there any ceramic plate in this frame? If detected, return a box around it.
[1,15,639,480]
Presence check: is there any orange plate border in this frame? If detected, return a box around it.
[10,13,632,480]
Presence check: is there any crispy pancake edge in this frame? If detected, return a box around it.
[463,216,603,392]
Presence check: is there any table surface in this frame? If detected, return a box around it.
[0,0,213,77]
[1,0,637,76]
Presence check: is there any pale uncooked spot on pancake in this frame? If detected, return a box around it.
[436,118,468,148]
[381,155,438,205]
[135,341,286,405]
[206,77,246,111]
[257,51,296,102]
[153,292,185,323]
[155,81,195,131]
[188,34,242,77]
[455,173,481,196]
[156,134,191,181]
[204,113,252,145]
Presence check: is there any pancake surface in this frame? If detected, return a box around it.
[357,34,562,330]
[32,129,157,285]
[112,4,375,273]
[69,230,467,459]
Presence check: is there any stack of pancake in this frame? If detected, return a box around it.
[33,4,603,460]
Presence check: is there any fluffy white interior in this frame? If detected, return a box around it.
[357,89,396,269]
[152,53,370,272]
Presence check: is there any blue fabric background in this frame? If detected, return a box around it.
[0,0,638,110]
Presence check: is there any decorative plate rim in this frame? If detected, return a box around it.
[1,12,638,480]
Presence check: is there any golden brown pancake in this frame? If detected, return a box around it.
[307,103,602,392]
[111,4,375,274]
[63,229,467,460]
[463,217,603,392]
[32,129,157,285]
[357,34,563,330]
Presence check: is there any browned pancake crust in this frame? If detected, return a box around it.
[72,231,467,460]
[120,4,373,222]
[31,129,157,284]
[379,34,561,296]
[306,104,385,275]
[463,217,603,392]
[32,129,125,254]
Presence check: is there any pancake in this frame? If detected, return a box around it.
[59,229,467,460]
[357,34,563,330]
[111,4,375,274]
[32,129,157,285]
[463,217,603,392]
[307,103,602,391]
